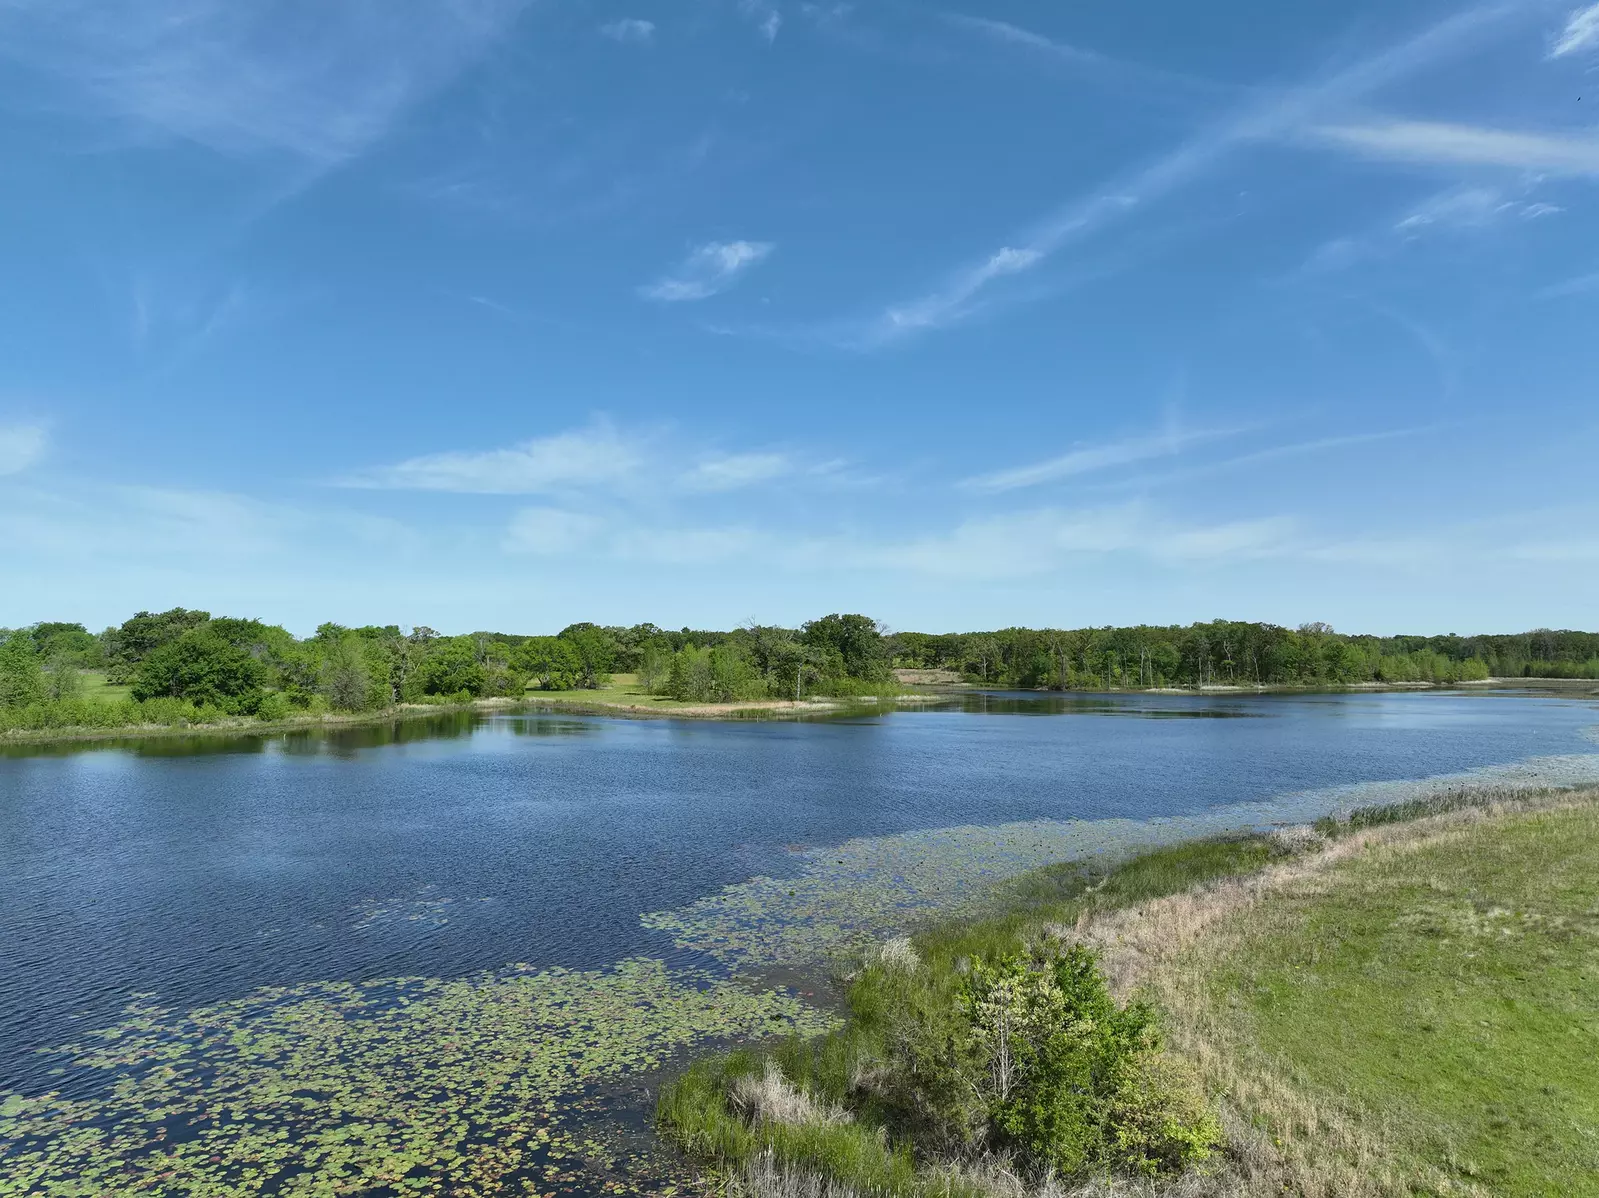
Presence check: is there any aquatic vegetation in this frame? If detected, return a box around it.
[642,754,1599,968]
[0,958,836,1197]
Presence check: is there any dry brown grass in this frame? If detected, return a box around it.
[732,1062,854,1129]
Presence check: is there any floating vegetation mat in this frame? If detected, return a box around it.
[642,753,1599,968]
[0,958,835,1197]
[9,751,1599,1194]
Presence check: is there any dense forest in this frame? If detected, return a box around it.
[1,610,1596,733]
[890,621,1599,688]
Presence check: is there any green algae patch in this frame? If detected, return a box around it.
[0,958,835,1197]
[641,756,1599,970]
[641,818,1186,968]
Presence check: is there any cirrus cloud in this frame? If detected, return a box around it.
[1550,3,1599,57]
[0,424,47,475]
[639,241,774,302]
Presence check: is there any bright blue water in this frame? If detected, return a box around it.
[2,689,1596,1092]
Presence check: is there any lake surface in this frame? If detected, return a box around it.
[3,689,1598,1194]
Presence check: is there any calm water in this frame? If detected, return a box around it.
[3,689,1597,1094]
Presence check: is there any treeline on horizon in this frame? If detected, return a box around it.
[0,610,900,731]
[2,609,1597,734]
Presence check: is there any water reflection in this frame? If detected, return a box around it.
[952,691,1261,718]
[0,708,504,760]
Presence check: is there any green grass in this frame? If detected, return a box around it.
[76,671,132,702]
[525,673,898,714]
[525,673,747,712]
[1214,802,1599,1196]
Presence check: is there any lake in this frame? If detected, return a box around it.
[2,689,1597,1195]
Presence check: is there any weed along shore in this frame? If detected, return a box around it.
[657,786,1599,1198]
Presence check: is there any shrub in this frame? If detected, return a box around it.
[254,691,294,722]
[961,946,1216,1177]
[660,942,1218,1195]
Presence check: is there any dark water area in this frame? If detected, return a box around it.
[2,689,1597,1094]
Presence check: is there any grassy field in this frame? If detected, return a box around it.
[524,673,874,716]
[660,790,1599,1198]
[1196,799,1599,1196]
[76,671,132,702]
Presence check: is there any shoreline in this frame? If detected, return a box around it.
[0,692,926,748]
[4,677,1592,749]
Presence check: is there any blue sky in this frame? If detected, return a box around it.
[2,0,1597,636]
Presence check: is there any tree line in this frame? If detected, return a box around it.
[0,609,899,729]
[891,621,1599,688]
[2,610,1596,733]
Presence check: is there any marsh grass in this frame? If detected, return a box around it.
[658,834,1281,1196]
[663,786,1599,1198]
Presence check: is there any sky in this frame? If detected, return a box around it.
[1,0,1597,637]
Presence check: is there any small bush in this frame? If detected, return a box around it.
[961,946,1216,1178]
[254,691,294,722]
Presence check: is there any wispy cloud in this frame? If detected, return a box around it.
[941,12,1236,102]
[861,2,1525,343]
[1395,187,1533,232]
[1305,180,1562,274]
[960,426,1237,493]
[0,0,526,166]
[340,420,644,494]
[341,421,818,499]
[599,18,655,44]
[503,507,606,554]
[640,240,774,302]
[0,424,48,476]
[882,245,1051,333]
[943,14,1105,65]
[831,504,1297,579]
[1102,428,1438,492]
[680,452,794,492]
[1312,120,1599,175]
[739,0,782,43]
[1535,268,1599,298]
[503,508,759,564]
[1550,3,1599,56]
[497,500,1297,576]
[1,481,417,561]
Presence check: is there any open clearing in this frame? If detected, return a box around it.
[1084,792,1599,1197]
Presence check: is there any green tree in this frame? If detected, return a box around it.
[30,622,102,667]
[132,627,268,710]
[637,639,674,692]
[320,634,375,712]
[412,638,488,697]
[558,623,616,689]
[516,636,582,691]
[104,608,211,683]
[0,633,46,707]
[45,655,84,701]
[801,613,889,680]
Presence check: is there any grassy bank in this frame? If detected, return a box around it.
[659,787,1599,1197]
[1128,791,1599,1197]
[0,678,929,747]
[0,695,528,746]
